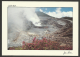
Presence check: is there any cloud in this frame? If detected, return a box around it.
[46,7,73,18]
[56,7,61,13]
[45,8,47,10]
[39,9,43,12]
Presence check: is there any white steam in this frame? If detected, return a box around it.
[8,7,42,47]
[23,8,41,26]
[8,7,41,28]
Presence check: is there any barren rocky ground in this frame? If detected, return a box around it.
[8,11,73,48]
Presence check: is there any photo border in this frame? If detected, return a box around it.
[2,1,78,56]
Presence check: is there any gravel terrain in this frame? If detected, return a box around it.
[8,11,73,48]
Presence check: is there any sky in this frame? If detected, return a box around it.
[35,7,73,18]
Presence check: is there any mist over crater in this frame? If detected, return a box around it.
[8,7,72,48]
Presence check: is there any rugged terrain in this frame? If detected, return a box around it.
[35,11,73,47]
[8,11,73,48]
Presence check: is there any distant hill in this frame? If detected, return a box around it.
[35,11,52,17]
[61,17,73,20]
[35,11,73,30]
[36,11,72,20]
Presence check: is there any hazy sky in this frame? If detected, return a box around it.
[35,7,73,18]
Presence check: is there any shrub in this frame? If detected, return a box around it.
[9,37,72,50]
